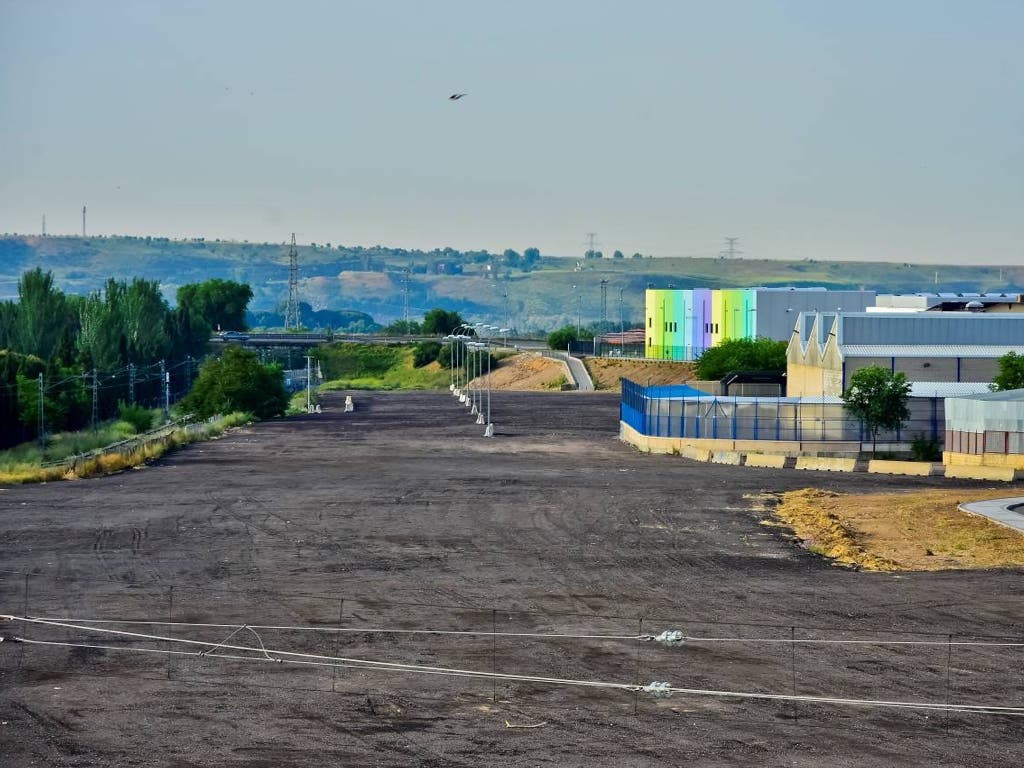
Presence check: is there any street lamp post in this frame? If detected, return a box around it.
[618,288,624,355]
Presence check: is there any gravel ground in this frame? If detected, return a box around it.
[1,390,1023,767]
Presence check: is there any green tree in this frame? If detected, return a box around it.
[503,249,521,268]
[14,268,69,360]
[991,351,1024,391]
[382,319,422,335]
[421,308,464,335]
[177,279,253,333]
[842,365,911,456]
[694,337,786,380]
[522,247,541,270]
[547,325,592,350]
[613,250,625,259]
[180,346,287,420]
[123,278,172,363]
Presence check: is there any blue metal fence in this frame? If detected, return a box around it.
[620,379,941,444]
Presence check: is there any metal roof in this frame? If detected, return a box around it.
[946,388,1024,402]
[829,312,1024,347]
[908,382,994,398]
[843,345,1024,358]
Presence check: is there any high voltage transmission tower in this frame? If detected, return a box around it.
[285,233,300,330]
[719,236,742,259]
[583,232,599,256]
[402,267,411,330]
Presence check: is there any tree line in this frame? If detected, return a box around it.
[0,269,252,447]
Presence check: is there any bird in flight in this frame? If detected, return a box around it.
[449,93,466,100]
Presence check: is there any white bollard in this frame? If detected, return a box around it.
[344,396,354,413]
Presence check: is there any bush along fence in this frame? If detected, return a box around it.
[39,415,232,477]
[620,379,942,446]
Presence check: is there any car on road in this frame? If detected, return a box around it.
[217,331,250,342]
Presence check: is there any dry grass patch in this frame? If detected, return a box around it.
[772,488,1024,571]
[585,358,695,390]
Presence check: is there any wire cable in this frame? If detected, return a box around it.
[22,616,1024,649]
[11,630,1024,718]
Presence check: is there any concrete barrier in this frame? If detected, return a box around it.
[944,465,1022,482]
[711,450,744,466]
[867,460,941,477]
[681,445,712,463]
[745,453,792,469]
[344,396,354,413]
[794,456,859,473]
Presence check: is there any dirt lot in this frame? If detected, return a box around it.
[2,391,1024,767]
[479,354,695,392]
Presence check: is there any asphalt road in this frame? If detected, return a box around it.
[1,390,1022,767]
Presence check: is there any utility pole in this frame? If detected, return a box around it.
[572,284,581,340]
[719,237,741,259]
[285,233,300,330]
[91,368,98,430]
[305,355,313,413]
[42,214,46,237]
[37,373,44,446]
[161,360,169,421]
[82,205,87,237]
[619,288,625,352]
[598,279,608,355]
[129,362,136,405]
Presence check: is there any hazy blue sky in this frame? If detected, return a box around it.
[1,1,1021,263]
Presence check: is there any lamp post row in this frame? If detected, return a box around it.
[444,322,506,438]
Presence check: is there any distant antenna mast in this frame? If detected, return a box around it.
[285,233,300,330]
[82,206,87,237]
[42,214,46,237]
[719,237,741,259]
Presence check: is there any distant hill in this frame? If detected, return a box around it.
[2,235,1021,332]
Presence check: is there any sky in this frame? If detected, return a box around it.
[1,0,1022,264]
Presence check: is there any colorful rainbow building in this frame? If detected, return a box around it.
[644,286,875,361]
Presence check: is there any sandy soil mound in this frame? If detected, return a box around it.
[585,357,695,390]
[771,487,1024,571]
[477,353,569,390]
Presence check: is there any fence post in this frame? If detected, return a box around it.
[633,616,644,715]
[331,599,344,692]
[166,586,174,680]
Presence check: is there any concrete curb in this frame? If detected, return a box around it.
[959,497,1024,533]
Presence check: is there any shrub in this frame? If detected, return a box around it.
[412,341,442,368]
[910,433,942,462]
[118,402,155,434]
[180,346,288,419]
